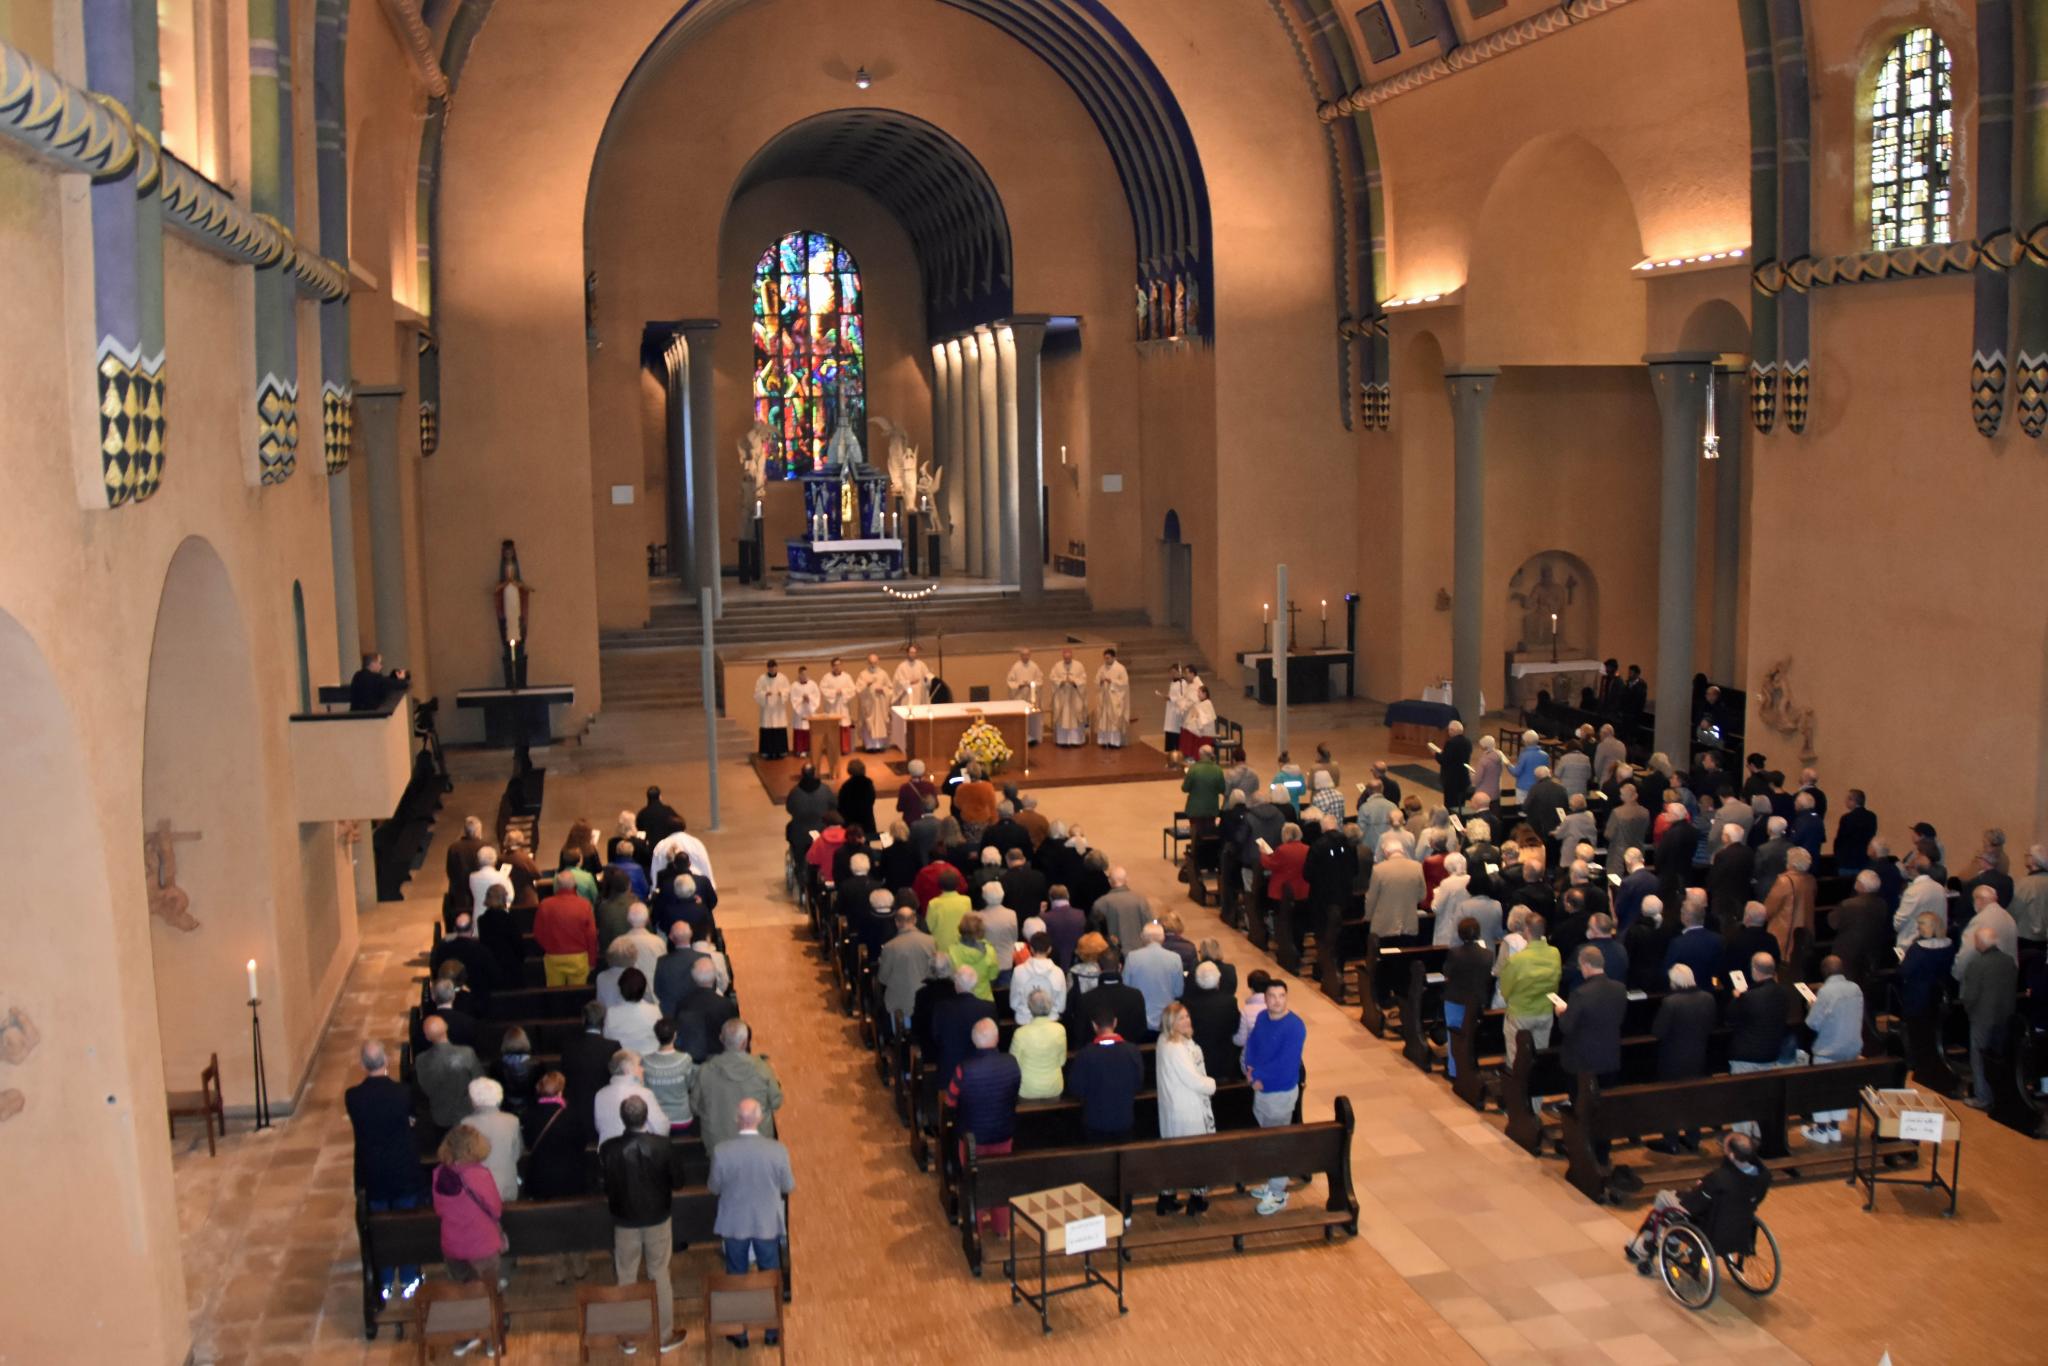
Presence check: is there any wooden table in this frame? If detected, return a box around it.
[1850,1086,1962,1216]
[1005,1183,1126,1333]
[892,701,1031,764]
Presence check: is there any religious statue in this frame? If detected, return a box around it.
[1509,560,1578,652]
[1756,657,1818,760]
[824,419,862,471]
[494,540,533,689]
[0,1005,39,1123]
[145,818,201,932]
[914,458,947,533]
[737,421,771,516]
[874,416,920,510]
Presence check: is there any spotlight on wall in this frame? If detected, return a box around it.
[1631,247,1748,276]
[1378,287,1463,312]
[854,66,873,90]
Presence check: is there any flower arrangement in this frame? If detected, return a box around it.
[955,715,1013,775]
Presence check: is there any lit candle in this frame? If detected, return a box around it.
[246,958,259,1001]
[1550,612,1559,637]
[1262,603,1270,624]
[1320,598,1328,621]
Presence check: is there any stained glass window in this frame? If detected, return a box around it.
[752,230,864,478]
[1868,27,1952,252]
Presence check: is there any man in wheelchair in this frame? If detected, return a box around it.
[1623,1131,1772,1275]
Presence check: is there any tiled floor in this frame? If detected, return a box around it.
[172,699,2048,1363]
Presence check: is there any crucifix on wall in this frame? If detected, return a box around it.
[145,818,203,932]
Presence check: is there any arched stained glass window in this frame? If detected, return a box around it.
[1868,28,1952,252]
[753,230,864,478]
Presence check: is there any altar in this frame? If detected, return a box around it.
[786,462,905,583]
[891,700,1032,763]
[1504,656,1603,712]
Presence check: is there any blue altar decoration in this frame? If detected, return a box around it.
[786,462,906,582]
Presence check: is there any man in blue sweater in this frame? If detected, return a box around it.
[1064,1001,1143,1142]
[1243,979,1307,1215]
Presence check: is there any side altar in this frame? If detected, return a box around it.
[786,462,905,582]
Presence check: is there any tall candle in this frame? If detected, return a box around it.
[1550,612,1559,636]
[1262,603,1270,624]
[1320,598,1328,621]
[246,958,259,1001]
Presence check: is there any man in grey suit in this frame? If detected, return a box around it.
[1364,833,1428,941]
[1604,783,1651,864]
[877,906,936,1024]
[414,1014,483,1134]
[708,1098,795,1349]
[1092,867,1152,952]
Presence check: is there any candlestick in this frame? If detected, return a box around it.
[1262,603,1270,624]
[1550,612,1559,636]
[1320,598,1327,622]
[246,958,259,1001]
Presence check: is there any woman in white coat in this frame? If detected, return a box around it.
[1154,1001,1217,1215]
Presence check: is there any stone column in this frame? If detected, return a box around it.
[662,336,692,591]
[1709,363,1745,684]
[328,463,360,672]
[673,320,720,616]
[996,326,1021,584]
[959,335,984,576]
[1007,318,1050,598]
[940,340,965,572]
[1444,367,1499,725]
[976,328,1001,582]
[356,386,412,669]
[1647,352,1714,761]
[926,343,948,574]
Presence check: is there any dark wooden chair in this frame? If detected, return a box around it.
[576,1281,658,1362]
[705,1270,785,1362]
[166,1052,225,1157]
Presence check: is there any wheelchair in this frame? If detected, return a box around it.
[1653,1213,1781,1310]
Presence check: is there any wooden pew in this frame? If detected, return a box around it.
[1316,906,1372,1003]
[1559,1056,1912,1204]
[354,1188,791,1339]
[1359,939,1443,1038]
[954,1095,1358,1275]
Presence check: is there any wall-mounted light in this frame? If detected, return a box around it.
[1632,247,1748,276]
[854,67,873,90]
[1379,287,1463,311]
[1702,370,1721,461]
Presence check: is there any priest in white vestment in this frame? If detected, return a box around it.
[814,657,857,777]
[853,652,893,751]
[894,645,934,706]
[753,660,792,758]
[788,664,822,757]
[1007,647,1046,746]
[1048,647,1089,747]
[1094,648,1131,748]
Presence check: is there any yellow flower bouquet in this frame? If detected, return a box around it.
[955,715,1013,775]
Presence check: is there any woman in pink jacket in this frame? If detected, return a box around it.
[431,1125,506,1291]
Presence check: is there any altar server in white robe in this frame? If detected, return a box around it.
[854,652,893,751]
[787,665,823,757]
[895,645,934,706]
[1094,648,1132,749]
[1007,647,1046,746]
[814,657,857,777]
[1158,663,1189,759]
[1180,685,1218,762]
[753,660,792,758]
[1048,647,1089,747]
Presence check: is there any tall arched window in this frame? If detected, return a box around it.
[156,0,233,183]
[753,230,864,478]
[1868,27,1952,251]
[290,581,310,712]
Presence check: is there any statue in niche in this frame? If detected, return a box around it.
[0,1005,39,1122]
[1756,657,1818,761]
[736,421,771,518]
[1509,557,1582,653]
[494,540,533,689]
[914,459,948,534]
[145,819,202,932]
[874,417,920,510]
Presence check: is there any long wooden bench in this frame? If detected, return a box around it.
[1315,907,1372,1003]
[1359,939,1441,1038]
[354,1188,792,1339]
[932,1073,1294,1222]
[954,1096,1359,1275]
[1559,1055,1913,1203]
[907,1036,1167,1172]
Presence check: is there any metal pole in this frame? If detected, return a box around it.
[700,588,721,831]
[1275,563,1290,763]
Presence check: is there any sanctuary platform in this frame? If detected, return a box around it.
[746,737,1175,802]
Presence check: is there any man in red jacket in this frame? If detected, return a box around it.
[534,882,599,985]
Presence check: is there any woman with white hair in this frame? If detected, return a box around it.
[1763,846,1818,964]
[1509,731,1548,796]
[1309,769,1345,823]
[1432,853,1473,942]
[459,1077,523,1202]
[1471,733,1504,803]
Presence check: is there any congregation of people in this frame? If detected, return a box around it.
[347,785,792,1355]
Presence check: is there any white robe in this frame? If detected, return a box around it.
[1163,677,1189,734]
[753,673,791,728]
[787,678,822,732]
[1094,662,1131,747]
[894,658,933,706]
[817,670,857,722]
[1048,659,1089,743]
[853,666,893,748]
[1184,697,1217,738]
[1007,659,1045,744]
